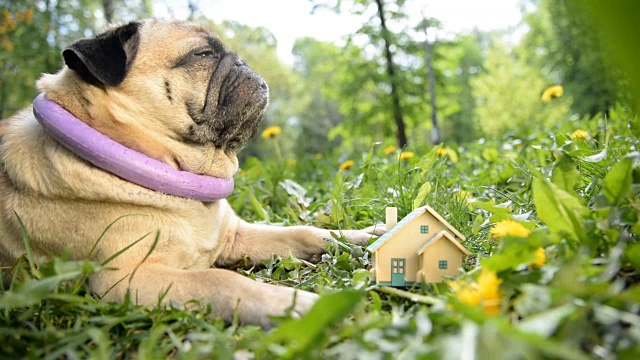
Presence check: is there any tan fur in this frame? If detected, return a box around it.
[0,19,383,328]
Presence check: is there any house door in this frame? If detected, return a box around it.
[391,258,406,286]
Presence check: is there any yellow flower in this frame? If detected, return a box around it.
[1,37,14,52]
[531,247,546,267]
[339,160,355,171]
[477,269,503,315]
[490,220,531,238]
[261,126,282,139]
[449,268,503,316]
[541,85,563,102]
[287,159,297,166]
[315,153,323,160]
[398,151,415,160]
[571,129,589,140]
[383,145,397,155]
[436,147,459,163]
[450,281,480,307]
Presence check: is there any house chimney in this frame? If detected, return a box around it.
[386,207,398,230]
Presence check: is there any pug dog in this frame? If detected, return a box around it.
[0,19,382,329]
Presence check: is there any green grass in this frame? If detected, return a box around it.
[1,109,639,359]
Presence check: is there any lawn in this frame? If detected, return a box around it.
[1,109,639,359]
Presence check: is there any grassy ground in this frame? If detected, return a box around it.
[1,108,639,359]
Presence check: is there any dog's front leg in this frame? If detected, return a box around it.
[216,219,385,266]
[94,264,317,329]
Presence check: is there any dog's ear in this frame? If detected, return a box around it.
[63,21,140,87]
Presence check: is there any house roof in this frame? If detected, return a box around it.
[416,230,470,256]
[367,205,466,252]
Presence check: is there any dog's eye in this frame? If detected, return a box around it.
[194,50,216,58]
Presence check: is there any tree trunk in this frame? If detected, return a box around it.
[188,0,198,20]
[374,0,408,148]
[103,0,115,23]
[424,30,441,145]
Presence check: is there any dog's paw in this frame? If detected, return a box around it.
[339,223,387,246]
[361,223,387,236]
[246,283,318,329]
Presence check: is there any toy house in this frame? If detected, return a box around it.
[368,206,469,286]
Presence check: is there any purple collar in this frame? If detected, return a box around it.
[32,94,234,202]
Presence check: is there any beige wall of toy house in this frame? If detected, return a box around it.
[417,238,464,283]
[373,213,453,283]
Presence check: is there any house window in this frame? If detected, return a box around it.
[439,260,448,269]
[420,225,429,234]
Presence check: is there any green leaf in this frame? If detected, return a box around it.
[551,155,579,193]
[472,214,485,236]
[626,243,640,268]
[413,182,432,210]
[280,179,310,207]
[475,199,512,222]
[481,237,537,272]
[602,153,637,204]
[266,289,364,358]
[532,178,588,243]
[518,304,576,337]
[246,190,268,221]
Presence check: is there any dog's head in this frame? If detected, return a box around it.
[38,19,269,178]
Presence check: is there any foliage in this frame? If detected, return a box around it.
[520,0,620,117]
[472,40,572,134]
[0,0,148,119]
[2,105,639,358]
[1,2,639,357]
[566,0,640,113]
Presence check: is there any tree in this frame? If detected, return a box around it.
[520,0,618,117]
[311,0,422,149]
[0,0,149,119]
[472,40,572,134]
[373,0,407,148]
[0,0,104,118]
[437,33,484,144]
[565,0,640,112]
[416,18,441,145]
[291,38,345,155]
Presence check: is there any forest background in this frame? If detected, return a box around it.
[2,0,638,161]
[1,1,640,358]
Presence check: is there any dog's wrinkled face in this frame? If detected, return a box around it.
[54,20,268,176]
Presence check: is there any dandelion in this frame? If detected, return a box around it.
[398,151,415,160]
[261,126,282,139]
[340,160,355,171]
[449,268,503,316]
[571,129,589,140]
[436,147,459,163]
[476,269,503,315]
[383,145,397,155]
[531,247,546,267]
[287,159,297,166]
[449,280,480,307]
[315,153,323,160]
[490,220,531,238]
[1,38,14,52]
[541,85,563,102]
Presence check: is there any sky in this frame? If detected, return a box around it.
[156,0,523,63]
